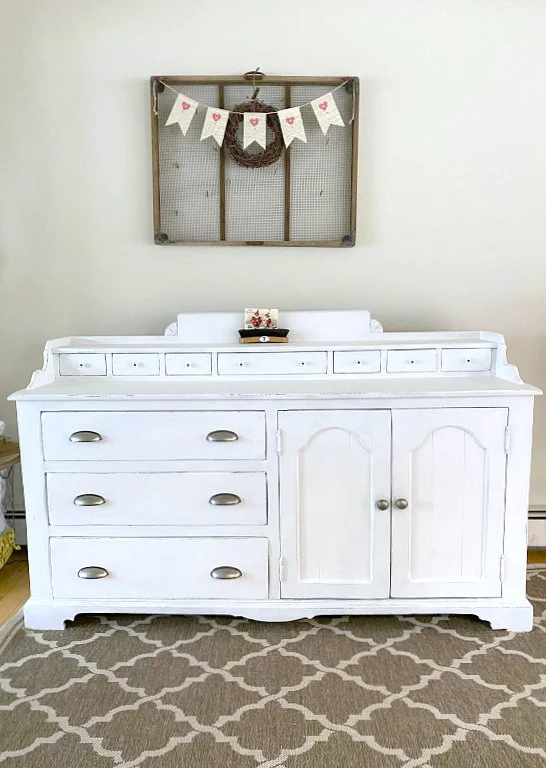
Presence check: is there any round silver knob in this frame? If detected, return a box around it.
[376,499,390,511]
[78,566,109,579]
[395,498,409,509]
[210,566,242,580]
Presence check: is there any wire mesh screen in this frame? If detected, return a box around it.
[152,77,358,247]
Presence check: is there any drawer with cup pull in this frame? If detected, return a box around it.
[112,354,160,376]
[59,354,107,376]
[441,348,492,372]
[386,349,438,373]
[50,537,269,599]
[46,472,267,526]
[41,411,266,461]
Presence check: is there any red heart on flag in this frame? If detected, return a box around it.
[250,117,260,126]
[181,101,191,110]
[212,113,222,122]
[319,101,328,110]
[286,116,295,125]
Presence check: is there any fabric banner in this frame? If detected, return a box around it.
[243,113,267,149]
[200,106,230,145]
[278,107,307,147]
[165,93,199,135]
[310,92,344,135]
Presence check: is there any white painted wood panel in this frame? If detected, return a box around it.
[391,408,508,598]
[59,354,106,376]
[46,472,267,526]
[50,537,269,599]
[333,350,381,374]
[218,352,327,376]
[165,353,212,375]
[387,349,437,373]
[41,411,266,461]
[279,410,391,598]
[441,348,492,372]
[112,354,160,376]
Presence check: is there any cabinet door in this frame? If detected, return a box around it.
[391,408,508,598]
[279,410,391,598]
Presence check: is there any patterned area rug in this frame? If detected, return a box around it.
[1,571,545,768]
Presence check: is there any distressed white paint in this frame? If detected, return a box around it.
[391,408,508,598]
[279,410,391,598]
[46,472,267,527]
[9,311,540,631]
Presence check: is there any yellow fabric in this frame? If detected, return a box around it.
[0,527,19,570]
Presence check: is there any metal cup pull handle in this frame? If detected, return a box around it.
[210,566,242,580]
[209,493,242,506]
[206,430,239,442]
[78,566,109,579]
[69,431,102,443]
[74,494,106,506]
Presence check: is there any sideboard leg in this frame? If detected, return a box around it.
[475,603,533,632]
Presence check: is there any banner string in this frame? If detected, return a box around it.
[156,79,350,115]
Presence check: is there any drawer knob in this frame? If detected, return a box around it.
[74,494,106,506]
[395,498,409,510]
[69,430,102,443]
[206,430,239,442]
[209,493,242,506]
[78,566,109,579]
[210,566,242,580]
[376,499,390,510]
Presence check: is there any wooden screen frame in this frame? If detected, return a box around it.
[150,74,359,248]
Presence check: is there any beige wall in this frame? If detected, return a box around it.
[1,0,546,503]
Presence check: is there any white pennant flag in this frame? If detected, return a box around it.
[278,107,307,147]
[200,106,230,146]
[165,93,199,135]
[243,112,267,149]
[310,92,344,135]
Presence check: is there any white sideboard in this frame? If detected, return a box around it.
[9,310,541,631]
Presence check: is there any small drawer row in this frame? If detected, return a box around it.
[47,472,267,526]
[57,347,493,377]
[50,537,269,600]
[334,348,493,374]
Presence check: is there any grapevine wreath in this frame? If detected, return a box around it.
[224,99,284,169]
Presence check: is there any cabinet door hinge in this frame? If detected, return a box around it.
[504,426,510,454]
[279,556,285,582]
[500,555,505,581]
[276,429,282,455]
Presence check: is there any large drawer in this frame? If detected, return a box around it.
[47,472,267,526]
[218,351,327,376]
[41,411,266,461]
[50,537,269,599]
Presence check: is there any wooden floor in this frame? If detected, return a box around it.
[1,548,546,627]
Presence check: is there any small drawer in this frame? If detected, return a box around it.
[218,351,327,376]
[50,537,269,599]
[387,349,437,373]
[441,348,492,372]
[112,354,160,376]
[333,350,381,374]
[41,411,266,461]
[47,472,267,526]
[165,353,212,376]
[59,354,106,376]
